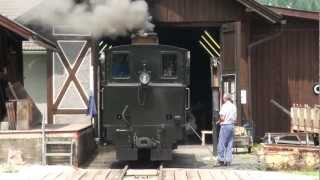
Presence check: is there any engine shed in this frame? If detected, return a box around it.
[142,0,320,138]
[18,0,318,140]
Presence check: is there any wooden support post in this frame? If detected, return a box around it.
[210,57,220,156]
[41,107,46,165]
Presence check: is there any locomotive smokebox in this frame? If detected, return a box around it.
[131,32,159,45]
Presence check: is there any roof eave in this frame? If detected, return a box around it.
[0,14,57,50]
[236,0,283,24]
[268,6,320,21]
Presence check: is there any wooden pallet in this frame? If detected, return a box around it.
[291,104,320,133]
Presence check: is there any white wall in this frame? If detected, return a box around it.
[23,51,48,122]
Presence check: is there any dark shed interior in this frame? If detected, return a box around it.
[156,26,220,132]
[0,28,23,120]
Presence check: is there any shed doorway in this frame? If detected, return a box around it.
[156,26,220,135]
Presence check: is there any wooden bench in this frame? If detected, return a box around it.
[201,130,212,146]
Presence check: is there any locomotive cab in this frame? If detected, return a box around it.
[102,34,190,161]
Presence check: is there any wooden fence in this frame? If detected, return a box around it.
[290,104,320,133]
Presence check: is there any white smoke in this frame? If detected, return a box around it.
[23,0,154,37]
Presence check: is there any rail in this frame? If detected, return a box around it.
[119,163,164,180]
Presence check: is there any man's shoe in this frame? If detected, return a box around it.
[217,161,224,166]
[224,162,231,166]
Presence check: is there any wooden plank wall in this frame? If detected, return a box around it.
[239,18,251,124]
[149,0,244,23]
[251,18,319,137]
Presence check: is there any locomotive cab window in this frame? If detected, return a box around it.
[111,53,130,78]
[162,53,177,78]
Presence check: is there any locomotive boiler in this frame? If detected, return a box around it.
[102,33,190,161]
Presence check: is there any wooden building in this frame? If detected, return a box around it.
[0,0,96,126]
[0,13,96,166]
[147,0,320,137]
[250,7,319,136]
[0,14,56,121]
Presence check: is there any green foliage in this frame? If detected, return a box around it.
[0,163,18,173]
[256,0,320,11]
[283,170,319,177]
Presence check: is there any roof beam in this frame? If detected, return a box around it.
[0,14,57,50]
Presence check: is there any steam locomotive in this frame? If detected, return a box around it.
[102,34,190,161]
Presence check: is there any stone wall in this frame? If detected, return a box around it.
[0,127,96,166]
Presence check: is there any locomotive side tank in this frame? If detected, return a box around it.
[102,34,190,161]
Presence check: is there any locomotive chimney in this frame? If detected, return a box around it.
[131,32,159,44]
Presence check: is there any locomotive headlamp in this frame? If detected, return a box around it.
[139,72,150,85]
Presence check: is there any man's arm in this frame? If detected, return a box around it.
[217,104,226,124]
[216,115,225,124]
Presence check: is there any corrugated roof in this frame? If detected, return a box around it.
[0,0,43,20]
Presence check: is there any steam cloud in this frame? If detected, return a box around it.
[23,0,154,37]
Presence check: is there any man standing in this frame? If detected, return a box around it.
[217,94,237,166]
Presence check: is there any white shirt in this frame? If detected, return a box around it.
[219,100,237,125]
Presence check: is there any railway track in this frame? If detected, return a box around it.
[119,163,164,180]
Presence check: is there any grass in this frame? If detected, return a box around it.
[252,143,264,153]
[283,170,320,177]
[0,163,18,173]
